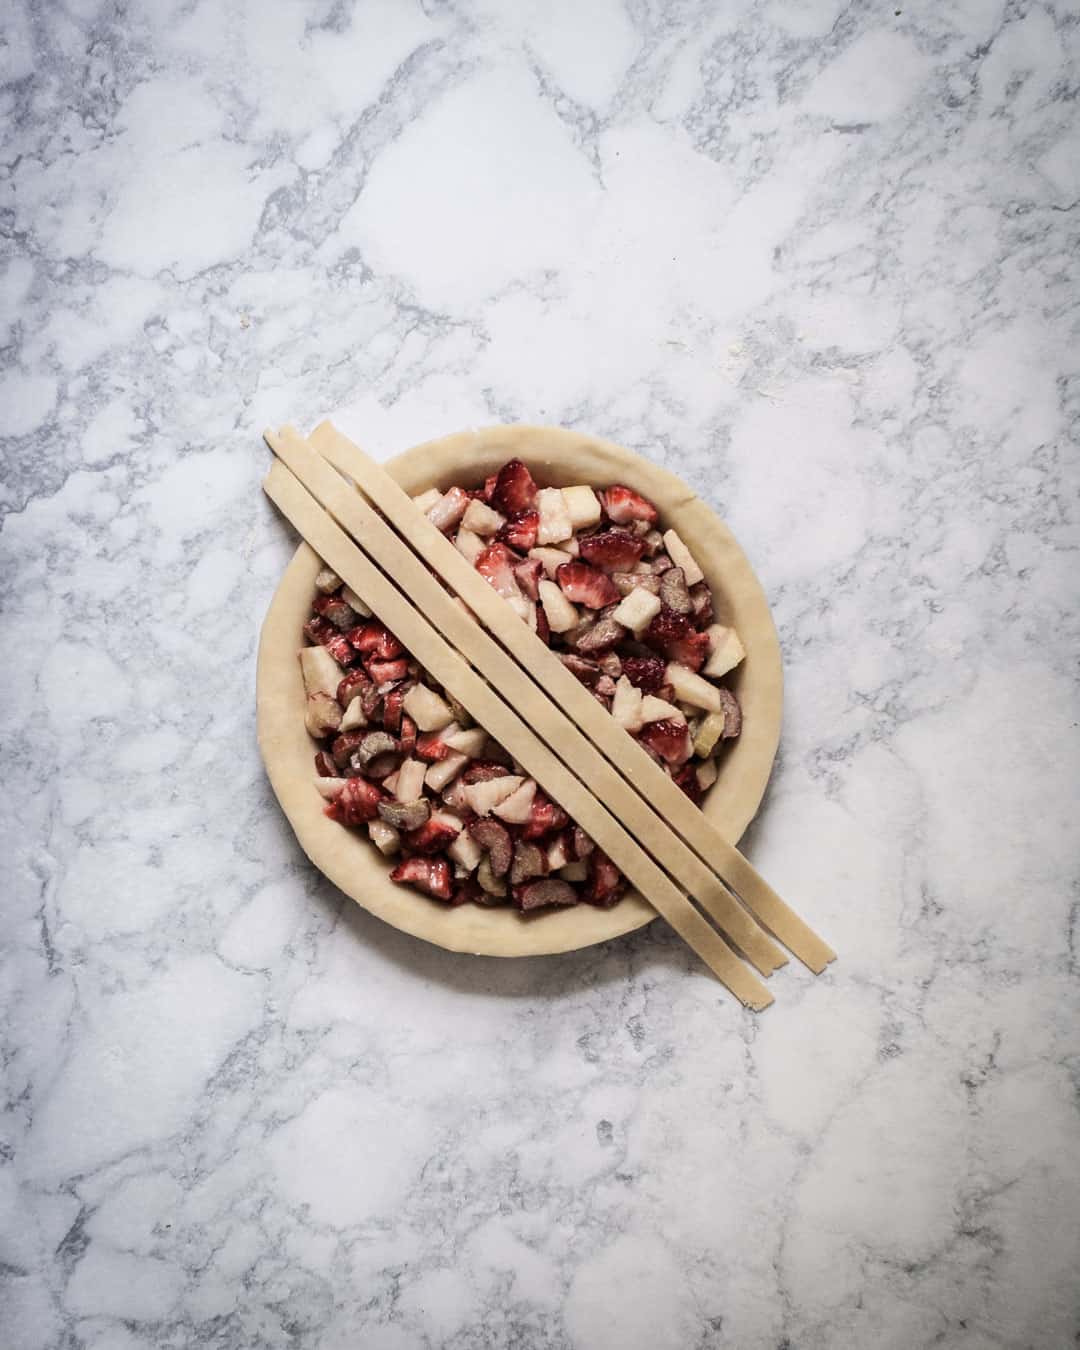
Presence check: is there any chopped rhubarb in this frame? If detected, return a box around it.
[304,618,355,666]
[515,879,578,911]
[312,592,359,630]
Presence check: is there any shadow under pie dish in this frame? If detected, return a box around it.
[257,425,783,958]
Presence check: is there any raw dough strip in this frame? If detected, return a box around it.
[268,425,784,978]
[263,459,772,1010]
[311,421,835,974]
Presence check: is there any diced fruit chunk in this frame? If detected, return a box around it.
[315,566,342,593]
[493,779,537,824]
[600,485,658,525]
[692,710,727,758]
[522,792,570,840]
[468,818,513,876]
[475,543,522,599]
[427,486,470,533]
[425,752,469,791]
[443,726,488,757]
[579,529,644,572]
[515,879,577,912]
[463,775,525,817]
[367,819,401,855]
[703,625,746,679]
[402,684,455,732]
[454,526,485,564]
[662,529,704,585]
[638,718,692,766]
[583,851,625,906]
[411,487,443,515]
[610,587,662,636]
[492,459,538,515]
[612,676,645,732]
[378,798,431,832]
[497,510,539,552]
[395,757,428,802]
[529,546,574,579]
[535,487,573,545]
[555,562,619,609]
[538,579,579,633]
[305,693,342,738]
[665,661,723,712]
[561,485,602,528]
[390,855,451,900]
[448,830,483,872]
[640,695,685,724]
[403,812,462,854]
[299,645,344,700]
[461,498,505,536]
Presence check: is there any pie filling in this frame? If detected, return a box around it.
[299,460,745,912]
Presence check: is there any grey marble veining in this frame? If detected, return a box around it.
[2,1,1079,1347]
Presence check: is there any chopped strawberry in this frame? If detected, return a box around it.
[555,562,620,609]
[331,775,384,825]
[451,877,483,907]
[399,714,417,756]
[475,542,522,598]
[312,592,359,630]
[461,759,513,785]
[381,680,414,733]
[513,557,544,601]
[535,603,551,645]
[572,825,594,858]
[491,459,538,515]
[620,655,667,693]
[415,727,453,762]
[402,815,461,855]
[390,855,452,900]
[497,510,539,552]
[583,850,625,907]
[643,606,693,648]
[638,717,692,766]
[665,630,710,672]
[331,729,368,770]
[304,618,355,666]
[314,750,337,777]
[578,528,645,572]
[481,472,499,504]
[673,761,704,805]
[365,657,410,684]
[600,485,658,526]
[522,791,570,841]
[348,621,404,660]
[336,669,372,709]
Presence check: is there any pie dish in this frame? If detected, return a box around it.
[257,425,783,957]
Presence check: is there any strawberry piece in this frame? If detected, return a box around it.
[304,618,356,666]
[578,529,644,572]
[583,850,625,907]
[491,459,538,515]
[451,877,483,907]
[365,657,410,684]
[312,592,359,630]
[314,750,337,777]
[665,630,711,672]
[535,603,551,646]
[402,815,461,855]
[674,761,704,805]
[348,622,404,660]
[497,510,539,552]
[337,669,372,709]
[643,607,693,648]
[390,855,452,900]
[381,680,414,734]
[513,557,543,601]
[599,485,658,526]
[572,825,594,858]
[522,791,570,841]
[415,727,453,762]
[555,562,620,609]
[399,714,417,756]
[332,775,384,825]
[481,472,499,504]
[620,655,667,693]
[461,759,513,785]
[475,542,522,597]
[638,717,692,766]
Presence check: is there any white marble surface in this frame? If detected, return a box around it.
[3,1,1079,1346]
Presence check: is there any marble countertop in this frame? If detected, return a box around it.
[3,2,1079,1347]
